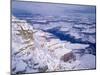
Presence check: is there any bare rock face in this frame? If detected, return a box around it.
[38,65,48,72]
[60,52,76,62]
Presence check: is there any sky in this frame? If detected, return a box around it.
[12,1,96,16]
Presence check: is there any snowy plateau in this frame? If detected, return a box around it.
[11,14,96,74]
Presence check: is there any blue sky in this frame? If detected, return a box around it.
[12,1,96,16]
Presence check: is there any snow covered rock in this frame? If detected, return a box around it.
[11,16,95,74]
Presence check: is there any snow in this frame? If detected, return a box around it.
[15,60,27,73]
[11,1,96,74]
[11,16,96,74]
[65,42,89,50]
[77,54,96,69]
[81,28,95,34]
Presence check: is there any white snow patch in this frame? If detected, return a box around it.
[78,54,96,69]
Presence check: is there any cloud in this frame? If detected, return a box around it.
[12,1,96,16]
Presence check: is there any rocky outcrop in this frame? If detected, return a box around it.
[11,16,96,74]
[60,52,76,62]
